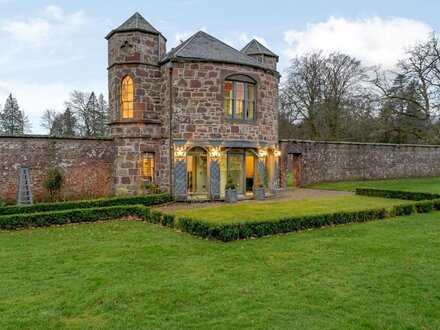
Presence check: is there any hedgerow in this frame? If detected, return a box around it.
[0,193,171,216]
[355,188,440,201]
[177,208,388,242]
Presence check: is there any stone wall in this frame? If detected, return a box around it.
[170,61,279,145]
[0,136,114,204]
[279,140,440,187]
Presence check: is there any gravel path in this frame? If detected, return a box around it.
[154,188,353,213]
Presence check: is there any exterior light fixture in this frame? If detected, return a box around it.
[274,149,281,158]
[258,149,268,158]
[209,146,221,159]
[174,146,186,159]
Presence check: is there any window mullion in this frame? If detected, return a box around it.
[232,81,236,119]
[244,83,248,120]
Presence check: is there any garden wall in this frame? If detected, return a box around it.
[0,135,114,204]
[279,140,440,187]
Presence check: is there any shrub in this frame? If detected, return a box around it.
[225,173,236,190]
[356,188,440,201]
[0,205,145,230]
[178,208,388,242]
[0,193,171,216]
[42,165,64,201]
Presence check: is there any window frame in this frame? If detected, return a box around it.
[142,152,155,182]
[120,75,134,119]
[224,78,256,121]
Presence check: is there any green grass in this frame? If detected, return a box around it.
[286,171,295,187]
[1,215,440,329]
[170,195,408,223]
[309,176,440,193]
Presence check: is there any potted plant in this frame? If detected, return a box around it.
[224,173,238,203]
[253,174,265,200]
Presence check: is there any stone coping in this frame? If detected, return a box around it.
[279,139,440,149]
[0,134,113,141]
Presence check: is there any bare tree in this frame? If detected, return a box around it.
[372,33,440,144]
[280,51,371,141]
[64,91,109,138]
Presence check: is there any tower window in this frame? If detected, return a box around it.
[121,76,134,118]
[142,152,155,182]
[224,80,256,120]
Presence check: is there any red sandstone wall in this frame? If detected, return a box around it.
[0,136,114,204]
[171,61,279,145]
[280,140,440,187]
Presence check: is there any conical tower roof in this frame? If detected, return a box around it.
[106,12,161,39]
[241,39,278,60]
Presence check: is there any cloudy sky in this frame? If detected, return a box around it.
[0,0,439,133]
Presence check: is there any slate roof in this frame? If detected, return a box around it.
[241,39,278,60]
[106,12,161,39]
[160,31,278,73]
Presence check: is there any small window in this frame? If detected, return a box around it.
[224,80,256,120]
[142,152,155,182]
[121,76,134,119]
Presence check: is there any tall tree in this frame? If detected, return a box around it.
[280,51,371,141]
[0,94,30,135]
[64,91,108,137]
[373,33,440,144]
[41,108,78,137]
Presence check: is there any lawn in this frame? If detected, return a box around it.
[170,195,408,223]
[309,176,440,193]
[1,215,440,329]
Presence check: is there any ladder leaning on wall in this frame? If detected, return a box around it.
[17,166,33,206]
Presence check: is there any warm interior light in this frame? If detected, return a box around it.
[209,146,221,159]
[174,146,186,159]
[258,149,268,158]
[274,149,281,158]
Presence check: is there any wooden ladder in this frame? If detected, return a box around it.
[17,166,33,206]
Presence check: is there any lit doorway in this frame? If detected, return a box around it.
[245,152,255,193]
[187,148,208,196]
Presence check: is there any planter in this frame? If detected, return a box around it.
[225,189,238,203]
[253,187,265,200]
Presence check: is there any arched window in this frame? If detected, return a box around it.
[224,74,256,121]
[121,76,134,119]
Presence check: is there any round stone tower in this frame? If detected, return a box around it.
[106,13,169,194]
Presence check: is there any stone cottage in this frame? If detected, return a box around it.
[107,12,281,200]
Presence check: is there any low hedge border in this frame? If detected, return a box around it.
[177,208,388,242]
[1,196,439,241]
[355,188,440,201]
[0,204,177,231]
[0,193,171,216]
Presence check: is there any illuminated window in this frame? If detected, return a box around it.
[224,80,256,120]
[142,152,155,182]
[121,76,134,118]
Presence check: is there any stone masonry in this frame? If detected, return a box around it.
[0,136,113,203]
[279,140,440,187]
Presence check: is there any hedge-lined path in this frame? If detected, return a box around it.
[154,188,352,212]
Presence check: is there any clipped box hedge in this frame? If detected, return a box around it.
[392,198,440,216]
[0,193,171,216]
[177,208,388,242]
[0,205,148,230]
[355,188,440,201]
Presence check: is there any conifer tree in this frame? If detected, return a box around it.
[0,94,30,135]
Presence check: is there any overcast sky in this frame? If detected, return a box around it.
[0,0,439,134]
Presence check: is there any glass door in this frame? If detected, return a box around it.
[228,153,245,195]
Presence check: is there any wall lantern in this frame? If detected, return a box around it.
[258,148,268,159]
[174,146,186,159]
[209,146,221,159]
[274,149,281,158]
